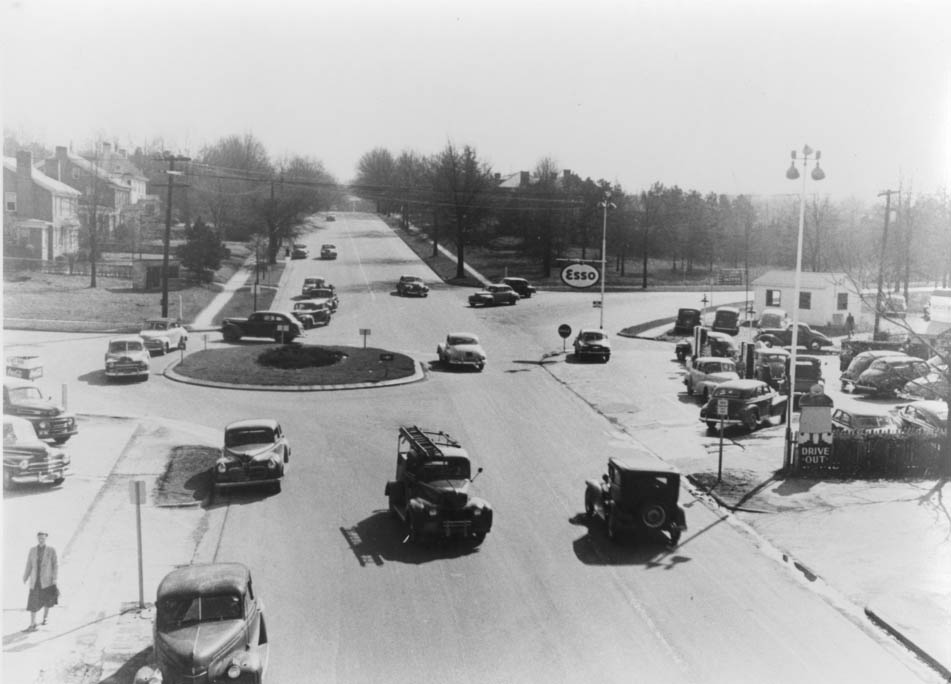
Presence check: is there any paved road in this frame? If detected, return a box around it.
[2,212,942,683]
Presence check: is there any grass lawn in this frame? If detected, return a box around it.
[174,343,417,386]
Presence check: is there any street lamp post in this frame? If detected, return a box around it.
[599,191,615,329]
[783,146,825,469]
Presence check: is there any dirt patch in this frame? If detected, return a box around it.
[153,445,220,506]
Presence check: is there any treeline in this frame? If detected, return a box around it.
[353,143,951,291]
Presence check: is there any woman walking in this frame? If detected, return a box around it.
[23,531,58,631]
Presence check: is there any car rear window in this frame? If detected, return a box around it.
[158,593,243,628]
[226,428,275,447]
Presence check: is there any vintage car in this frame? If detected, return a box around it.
[290,244,309,259]
[699,379,788,432]
[139,318,188,355]
[899,370,949,401]
[396,274,430,297]
[894,400,948,435]
[672,307,702,336]
[2,378,79,444]
[468,283,519,307]
[840,350,910,391]
[215,419,290,493]
[783,355,823,408]
[756,323,833,351]
[437,332,486,371]
[325,214,336,221]
[683,356,740,402]
[307,287,339,312]
[573,329,611,362]
[221,311,303,343]
[3,415,70,489]
[831,408,901,434]
[134,562,268,684]
[675,330,736,363]
[292,300,332,328]
[501,277,537,298]
[852,355,931,397]
[320,243,338,260]
[105,336,151,381]
[301,277,329,296]
[756,307,789,329]
[584,453,686,545]
[711,306,740,336]
[752,347,790,390]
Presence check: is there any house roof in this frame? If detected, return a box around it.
[752,270,852,290]
[3,157,81,197]
[90,151,148,182]
[496,172,523,189]
[61,153,128,189]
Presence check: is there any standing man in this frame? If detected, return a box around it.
[845,312,855,338]
[23,531,58,631]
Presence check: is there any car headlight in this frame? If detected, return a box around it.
[427,508,438,517]
[18,459,29,469]
[38,421,49,430]
[216,462,227,473]
[473,508,482,517]
[268,459,279,470]
[227,662,242,679]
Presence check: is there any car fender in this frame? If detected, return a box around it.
[384,480,402,498]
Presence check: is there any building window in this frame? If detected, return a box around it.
[71,167,80,180]
[4,192,15,212]
[799,292,812,310]
[837,293,849,310]
[766,289,781,307]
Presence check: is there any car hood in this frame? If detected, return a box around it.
[8,398,62,416]
[156,620,244,672]
[106,351,150,362]
[418,479,472,509]
[449,344,484,356]
[705,371,740,382]
[225,444,276,461]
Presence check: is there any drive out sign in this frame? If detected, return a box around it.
[558,324,572,339]
[560,263,600,288]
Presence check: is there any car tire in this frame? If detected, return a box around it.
[53,436,70,445]
[743,409,760,431]
[809,340,822,351]
[706,421,719,433]
[222,327,240,342]
[471,532,487,545]
[270,480,282,494]
[476,362,485,372]
[686,382,694,396]
[606,509,619,542]
[639,500,667,529]
[701,388,710,403]
[388,496,400,518]
[163,341,170,355]
[51,476,65,487]
[585,492,594,518]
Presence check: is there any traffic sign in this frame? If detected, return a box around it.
[558,324,572,339]
[717,399,729,416]
[592,301,602,308]
[560,263,600,289]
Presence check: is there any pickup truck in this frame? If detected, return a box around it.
[221,311,302,343]
[755,323,833,352]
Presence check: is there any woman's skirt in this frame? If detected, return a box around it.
[27,584,57,612]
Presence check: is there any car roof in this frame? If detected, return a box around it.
[578,328,606,334]
[695,356,734,364]
[902,400,949,418]
[502,276,526,282]
[717,379,769,390]
[157,562,251,598]
[109,335,145,343]
[608,452,679,475]
[225,418,280,431]
[716,306,740,313]
[449,331,479,339]
[707,331,734,340]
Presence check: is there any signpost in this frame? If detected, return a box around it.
[716,398,729,484]
[359,328,371,349]
[130,480,146,609]
[558,324,572,352]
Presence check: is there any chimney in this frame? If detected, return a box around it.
[520,171,530,187]
[563,169,571,179]
[15,150,36,217]
[16,150,33,179]
[56,146,69,163]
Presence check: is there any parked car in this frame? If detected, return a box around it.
[437,332,486,371]
[756,323,833,351]
[831,408,901,434]
[326,214,336,221]
[138,318,188,355]
[756,307,789,329]
[584,453,687,545]
[573,329,611,363]
[678,330,737,362]
[3,415,70,489]
[468,284,519,307]
[840,350,909,390]
[215,419,290,493]
[301,277,330,296]
[672,308,701,336]
[838,339,905,371]
[291,244,309,259]
[221,311,303,343]
[852,356,931,397]
[320,243,338,260]
[307,287,339,312]
[134,563,269,684]
[899,371,950,401]
[501,277,537,298]
[699,379,788,432]
[711,306,740,336]
[753,348,790,390]
[783,355,823,407]
[396,275,430,297]
[894,400,948,435]
[292,300,332,327]
[2,378,78,443]
[684,357,740,402]
[104,336,151,381]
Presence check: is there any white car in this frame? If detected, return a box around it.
[573,329,611,362]
[104,336,150,381]
[684,356,740,402]
[139,318,188,355]
[437,332,486,372]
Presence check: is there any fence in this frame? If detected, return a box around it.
[4,257,132,280]
[798,431,947,478]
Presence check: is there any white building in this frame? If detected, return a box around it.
[752,270,865,329]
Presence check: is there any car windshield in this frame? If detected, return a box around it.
[418,457,471,481]
[713,386,752,399]
[449,335,478,346]
[6,386,44,402]
[146,321,170,330]
[225,427,276,447]
[703,362,734,373]
[157,593,243,629]
[854,415,895,428]
[310,289,334,298]
[109,341,143,353]
[580,332,605,342]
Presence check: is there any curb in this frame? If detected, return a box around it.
[864,607,951,680]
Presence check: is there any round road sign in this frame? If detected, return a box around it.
[560,263,600,289]
[558,324,572,339]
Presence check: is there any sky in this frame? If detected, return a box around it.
[2,0,950,200]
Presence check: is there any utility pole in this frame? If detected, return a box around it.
[874,189,898,338]
[157,154,190,317]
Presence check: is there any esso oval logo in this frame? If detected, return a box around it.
[560,263,601,289]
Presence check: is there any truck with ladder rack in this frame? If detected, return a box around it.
[384,426,492,544]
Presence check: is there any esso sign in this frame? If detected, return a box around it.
[560,263,600,288]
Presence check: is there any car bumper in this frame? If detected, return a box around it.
[447,358,484,367]
[8,467,69,485]
[106,367,149,377]
[215,468,283,487]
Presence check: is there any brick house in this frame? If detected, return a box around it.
[3,151,82,261]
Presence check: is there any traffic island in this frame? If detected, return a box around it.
[166,343,423,390]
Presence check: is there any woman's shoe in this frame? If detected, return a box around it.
[25,625,37,632]
[41,619,47,626]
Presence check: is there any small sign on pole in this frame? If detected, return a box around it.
[359,328,371,349]
[557,324,572,353]
[592,301,602,308]
[716,399,729,485]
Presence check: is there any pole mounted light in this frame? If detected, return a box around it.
[783,145,825,469]
[599,191,616,329]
